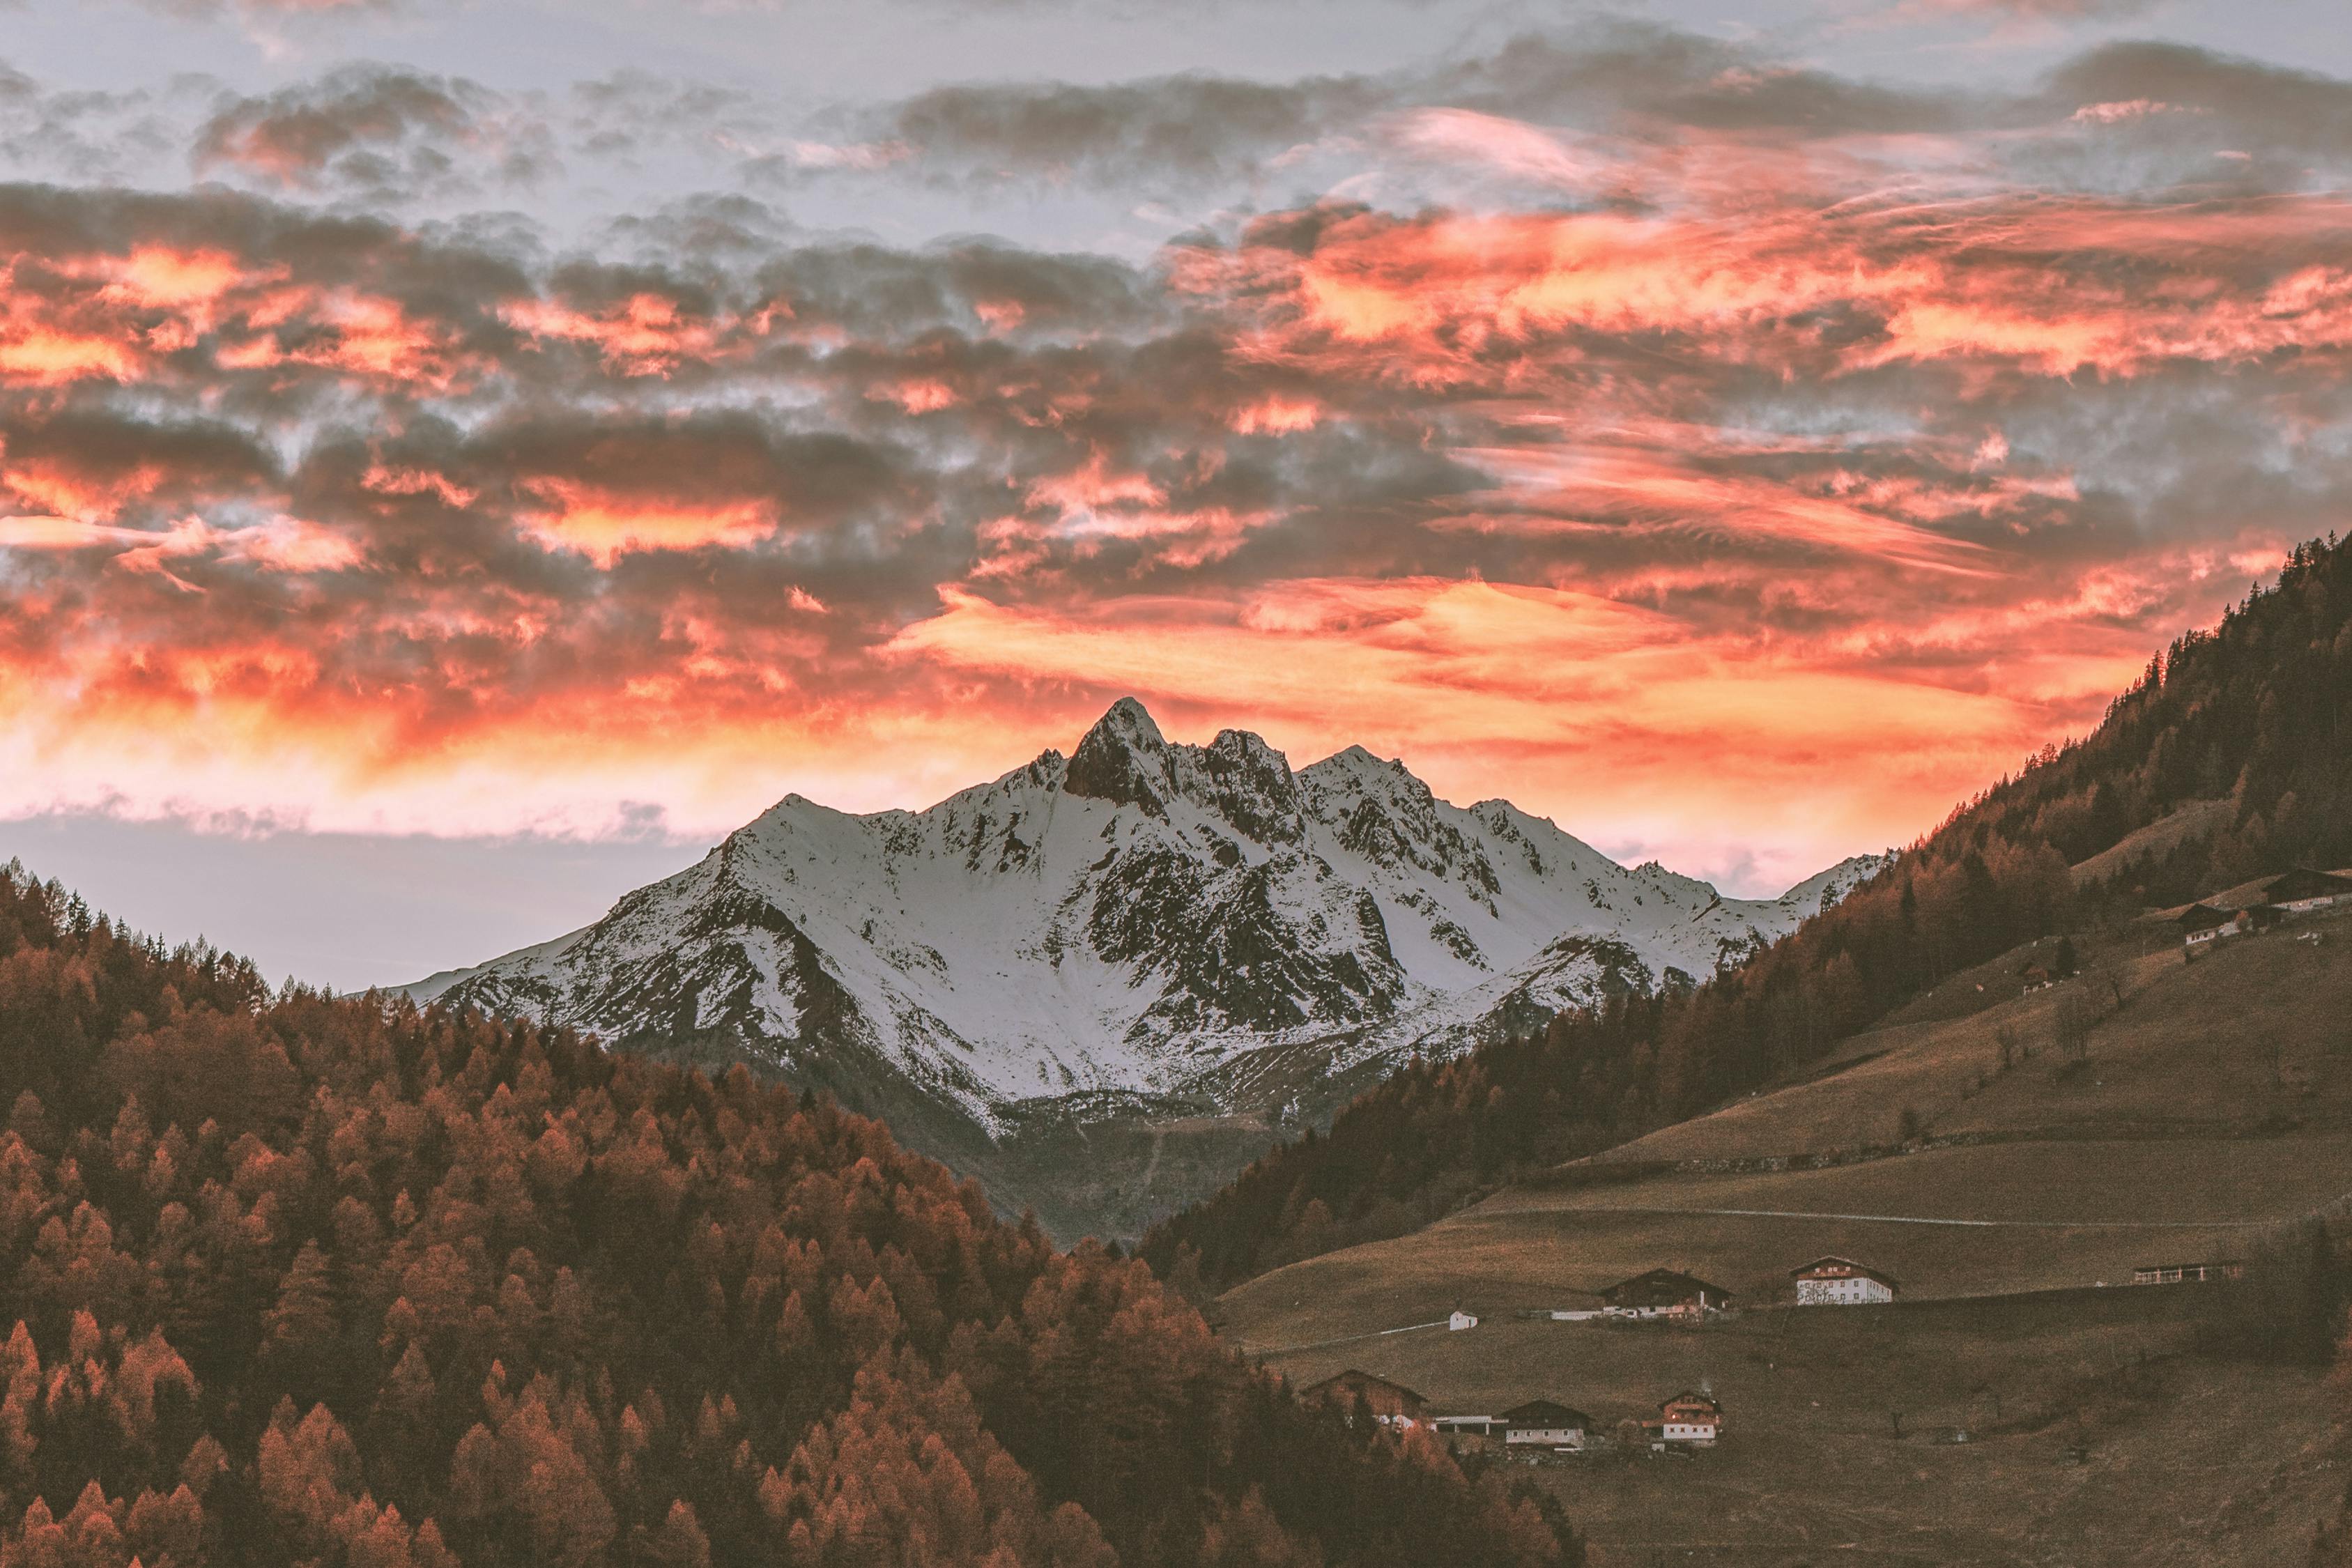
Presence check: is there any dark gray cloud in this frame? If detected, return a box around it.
[780,21,2352,217]
[192,68,555,200]
[2046,40,2352,151]
[868,70,1385,191]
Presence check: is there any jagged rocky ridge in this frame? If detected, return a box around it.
[413,700,1881,1236]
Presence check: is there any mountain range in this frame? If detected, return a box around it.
[409,698,1880,1237]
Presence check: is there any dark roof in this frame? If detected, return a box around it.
[1499,1399,1591,1428]
[2263,868,2352,901]
[1300,1369,1427,1407]
[1601,1268,1734,1305]
[2173,902,2233,932]
[2196,866,2351,916]
[1661,1390,1721,1413]
[1789,1255,1900,1287]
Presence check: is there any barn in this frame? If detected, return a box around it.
[2259,868,2352,914]
[1600,1269,1734,1319]
[1298,1369,1429,1428]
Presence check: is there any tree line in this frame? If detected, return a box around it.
[0,863,1579,1567]
[1146,533,2352,1296]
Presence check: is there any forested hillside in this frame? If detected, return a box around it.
[1146,535,2352,1294]
[0,864,1577,1567]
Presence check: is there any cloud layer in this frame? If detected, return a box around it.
[3,23,2349,888]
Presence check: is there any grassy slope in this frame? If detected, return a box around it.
[2068,797,2231,889]
[1219,1134,2352,1343]
[1592,905,2352,1165]
[1213,912,2352,1563]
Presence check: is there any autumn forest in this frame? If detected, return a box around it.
[0,866,1577,1567]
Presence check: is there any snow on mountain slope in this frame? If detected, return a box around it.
[420,700,1886,1142]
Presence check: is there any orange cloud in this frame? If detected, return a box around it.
[503,293,724,378]
[1452,443,1998,575]
[1229,396,1321,433]
[362,465,479,509]
[0,330,139,385]
[882,576,2093,879]
[516,479,779,565]
[870,379,960,414]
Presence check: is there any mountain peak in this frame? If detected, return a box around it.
[1063,696,1174,814]
[420,705,1885,1241]
[1089,695,1165,748]
[1307,744,1398,781]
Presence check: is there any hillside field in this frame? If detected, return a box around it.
[1250,1295,2338,1567]
[1214,912,2352,1563]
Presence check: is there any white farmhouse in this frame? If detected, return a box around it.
[1448,1310,1478,1331]
[1654,1390,1721,1448]
[1790,1256,1898,1305]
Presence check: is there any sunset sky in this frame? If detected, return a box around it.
[3,0,2349,986]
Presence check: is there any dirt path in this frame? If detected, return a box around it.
[1241,1317,1454,1357]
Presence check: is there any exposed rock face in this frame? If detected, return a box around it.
[413,700,1884,1238]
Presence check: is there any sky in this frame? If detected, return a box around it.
[3,0,2351,987]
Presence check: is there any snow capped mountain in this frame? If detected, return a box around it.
[413,700,1884,1236]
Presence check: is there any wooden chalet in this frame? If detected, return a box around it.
[2259,868,2352,912]
[1298,1369,1429,1428]
[1600,1268,1734,1318]
[1498,1399,1592,1450]
[2173,903,2234,950]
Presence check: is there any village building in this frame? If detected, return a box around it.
[1599,1268,1734,1319]
[1429,1414,1504,1438]
[2131,1261,2247,1285]
[2173,868,2352,954]
[1790,1256,1898,1305]
[2175,903,2235,951]
[2258,868,2352,914]
[1298,1369,1429,1429]
[1499,1399,1592,1451]
[1447,1310,1478,1331]
[1656,1390,1722,1447]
